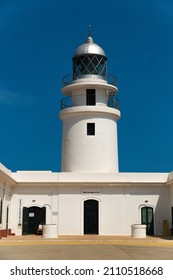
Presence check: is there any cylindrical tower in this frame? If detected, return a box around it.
[60,35,121,172]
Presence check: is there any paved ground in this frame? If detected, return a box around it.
[0,235,173,260]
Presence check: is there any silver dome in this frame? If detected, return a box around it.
[73,36,107,58]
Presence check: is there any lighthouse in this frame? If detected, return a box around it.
[1,32,172,239]
[60,34,121,172]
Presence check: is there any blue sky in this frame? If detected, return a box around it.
[0,0,173,172]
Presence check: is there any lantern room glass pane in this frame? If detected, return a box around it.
[73,55,107,79]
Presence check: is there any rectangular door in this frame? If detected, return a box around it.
[141,206,154,235]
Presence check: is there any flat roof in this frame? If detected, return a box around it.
[0,162,171,185]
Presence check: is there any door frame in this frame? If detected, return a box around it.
[141,205,154,235]
[22,206,46,235]
[83,199,99,235]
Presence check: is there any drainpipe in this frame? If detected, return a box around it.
[6,205,9,237]
[43,204,51,224]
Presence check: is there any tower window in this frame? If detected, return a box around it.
[86,89,96,105]
[87,123,95,136]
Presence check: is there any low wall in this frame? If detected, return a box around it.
[42,224,58,238]
[0,229,15,238]
[131,224,146,238]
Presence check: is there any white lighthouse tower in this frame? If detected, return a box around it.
[60,34,121,172]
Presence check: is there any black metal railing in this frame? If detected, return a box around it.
[108,95,120,109]
[60,94,120,110]
[61,96,72,110]
[62,73,117,87]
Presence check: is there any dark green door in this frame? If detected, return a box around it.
[141,206,154,235]
[84,200,99,234]
[22,206,46,235]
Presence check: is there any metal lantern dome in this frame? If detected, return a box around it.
[72,36,107,81]
[73,36,106,57]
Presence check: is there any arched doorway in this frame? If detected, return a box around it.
[141,206,154,235]
[22,206,46,235]
[84,199,99,234]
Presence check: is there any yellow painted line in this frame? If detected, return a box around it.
[0,240,173,247]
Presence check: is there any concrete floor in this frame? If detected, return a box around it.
[0,235,173,260]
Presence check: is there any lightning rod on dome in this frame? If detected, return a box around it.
[87,24,93,38]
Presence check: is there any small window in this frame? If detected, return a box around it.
[86,89,96,105]
[87,123,95,135]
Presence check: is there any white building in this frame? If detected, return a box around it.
[0,35,173,238]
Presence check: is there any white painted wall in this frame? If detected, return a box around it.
[71,88,108,106]
[61,111,119,173]
[0,166,172,237]
[58,183,170,236]
[10,184,59,235]
[58,185,81,235]
[0,179,11,231]
[0,180,4,230]
[60,79,120,173]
